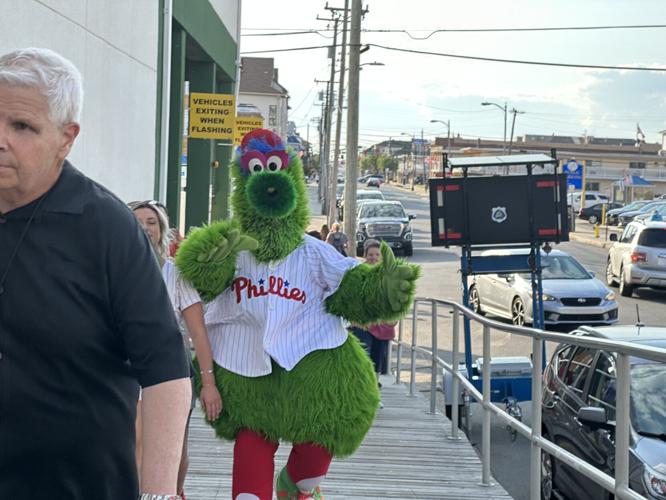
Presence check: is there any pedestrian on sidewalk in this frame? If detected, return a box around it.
[350,240,398,405]
[326,222,348,256]
[0,47,191,500]
[320,223,330,242]
[130,200,222,499]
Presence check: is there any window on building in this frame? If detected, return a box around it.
[629,162,646,169]
[269,105,277,126]
[585,182,600,191]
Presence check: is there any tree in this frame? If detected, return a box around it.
[377,154,399,173]
[360,154,379,173]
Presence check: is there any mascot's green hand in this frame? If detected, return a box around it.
[380,241,416,312]
[196,229,258,264]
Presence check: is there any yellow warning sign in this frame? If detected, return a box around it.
[188,92,235,140]
[234,117,264,145]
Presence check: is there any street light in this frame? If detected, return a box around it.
[430,119,451,154]
[481,101,507,153]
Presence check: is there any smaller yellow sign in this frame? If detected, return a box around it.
[189,92,235,140]
[234,117,264,145]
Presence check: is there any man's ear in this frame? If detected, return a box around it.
[57,122,80,161]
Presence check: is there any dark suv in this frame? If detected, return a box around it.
[355,200,415,256]
[541,325,666,500]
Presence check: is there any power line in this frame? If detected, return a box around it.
[242,24,666,37]
[368,43,666,72]
[239,43,666,71]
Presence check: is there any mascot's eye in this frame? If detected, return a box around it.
[248,158,264,174]
[266,155,283,172]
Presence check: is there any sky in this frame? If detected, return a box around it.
[239,0,666,150]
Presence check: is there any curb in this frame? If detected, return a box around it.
[569,232,613,249]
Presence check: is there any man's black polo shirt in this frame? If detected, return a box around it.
[0,161,190,499]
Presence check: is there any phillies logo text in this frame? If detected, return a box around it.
[232,275,306,304]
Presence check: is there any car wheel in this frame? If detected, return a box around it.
[403,244,413,257]
[606,259,617,287]
[469,285,483,315]
[619,266,634,297]
[511,297,526,326]
[589,215,598,225]
[541,433,556,500]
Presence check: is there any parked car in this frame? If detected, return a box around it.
[606,200,650,226]
[356,200,415,256]
[541,324,666,500]
[634,204,666,224]
[617,201,666,226]
[606,219,666,297]
[469,249,618,327]
[338,189,385,220]
[579,202,624,224]
[567,192,609,212]
[366,177,382,188]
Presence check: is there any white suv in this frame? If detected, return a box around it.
[567,191,609,211]
[606,219,666,296]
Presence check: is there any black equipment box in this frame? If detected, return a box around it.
[429,174,569,247]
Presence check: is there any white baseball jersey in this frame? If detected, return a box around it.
[205,235,359,377]
[162,259,202,350]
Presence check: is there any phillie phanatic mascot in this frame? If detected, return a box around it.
[176,129,419,500]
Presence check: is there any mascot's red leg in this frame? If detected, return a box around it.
[233,428,279,500]
[286,443,332,493]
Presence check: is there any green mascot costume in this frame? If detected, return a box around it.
[176,129,419,500]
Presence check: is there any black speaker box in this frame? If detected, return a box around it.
[429,174,569,247]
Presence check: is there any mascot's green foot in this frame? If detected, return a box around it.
[276,467,323,500]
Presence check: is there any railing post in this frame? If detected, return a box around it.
[429,301,438,414]
[449,308,461,440]
[481,324,492,486]
[409,300,418,397]
[530,335,543,500]
[396,319,403,385]
[615,353,631,498]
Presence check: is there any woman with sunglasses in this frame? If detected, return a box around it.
[129,200,222,499]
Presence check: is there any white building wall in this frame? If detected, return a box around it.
[0,0,159,203]
[209,0,240,43]
[238,92,289,138]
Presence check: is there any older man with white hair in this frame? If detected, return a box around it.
[0,48,191,500]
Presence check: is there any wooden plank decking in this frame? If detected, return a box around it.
[184,375,512,499]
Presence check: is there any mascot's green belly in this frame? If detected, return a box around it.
[194,334,379,457]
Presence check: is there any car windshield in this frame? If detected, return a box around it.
[360,204,405,219]
[519,255,591,280]
[638,202,666,214]
[358,192,383,200]
[631,361,666,435]
[638,229,666,248]
[622,201,647,211]
[336,185,345,195]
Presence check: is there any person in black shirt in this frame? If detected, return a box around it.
[0,48,191,499]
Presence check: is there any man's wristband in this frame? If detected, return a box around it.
[139,494,182,500]
[200,368,214,375]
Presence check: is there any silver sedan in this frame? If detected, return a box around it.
[470,250,619,327]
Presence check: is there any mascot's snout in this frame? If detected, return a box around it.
[245,170,297,218]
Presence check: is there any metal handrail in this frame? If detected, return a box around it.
[393,296,666,500]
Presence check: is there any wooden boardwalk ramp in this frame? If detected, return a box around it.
[185,375,512,499]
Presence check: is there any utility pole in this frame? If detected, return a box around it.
[316,89,327,205]
[318,12,340,220]
[343,0,363,251]
[330,0,349,225]
[508,108,524,155]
